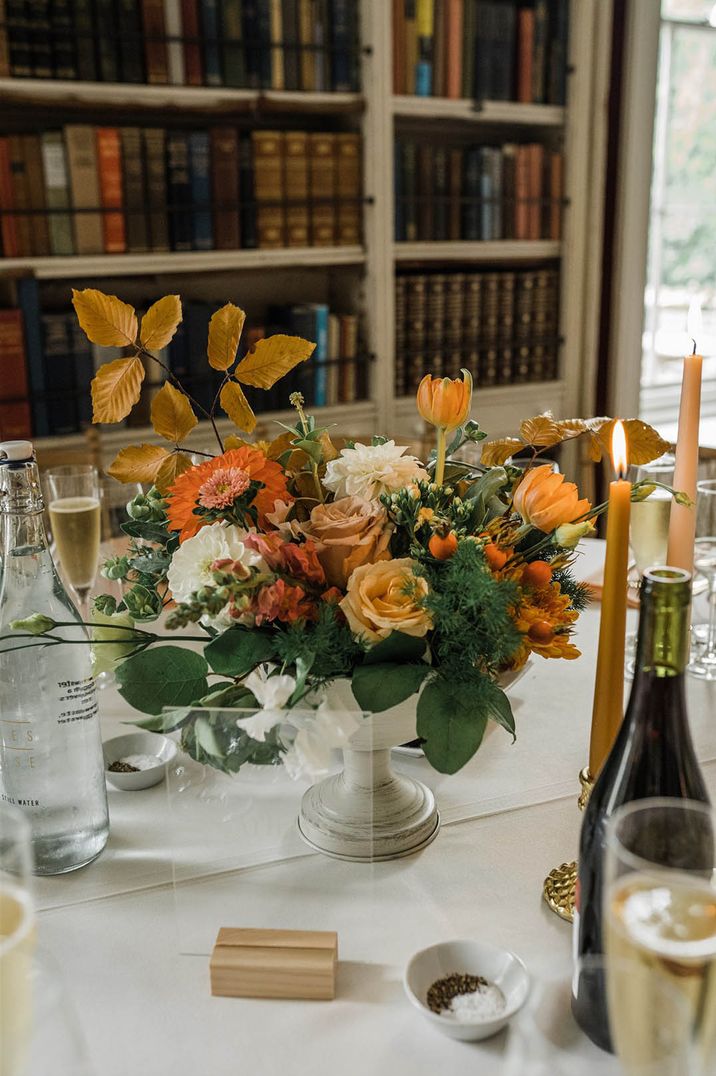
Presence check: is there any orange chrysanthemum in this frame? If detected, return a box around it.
[167,447,292,541]
[511,581,581,663]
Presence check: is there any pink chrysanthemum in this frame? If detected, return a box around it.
[197,466,251,510]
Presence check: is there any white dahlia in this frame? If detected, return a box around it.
[322,440,428,501]
[166,522,265,629]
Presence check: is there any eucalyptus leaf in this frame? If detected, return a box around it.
[115,646,209,715]
[482,680,516,741]
[351,662,429,713]
[194,715,224,758]
[205,627,277,677]
[416,679,488,774]
[362,632,427,666]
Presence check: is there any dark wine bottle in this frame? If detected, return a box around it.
[572,566,711,1051]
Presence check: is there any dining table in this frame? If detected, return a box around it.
[32,539,716,1076]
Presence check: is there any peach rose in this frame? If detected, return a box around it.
[300,495,393,589]
[513,465,591,533]
[340,558,432,643]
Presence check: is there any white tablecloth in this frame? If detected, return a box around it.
[34,540,716,1075]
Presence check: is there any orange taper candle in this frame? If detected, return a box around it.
[588,420,631,777]
[667,299,703,575]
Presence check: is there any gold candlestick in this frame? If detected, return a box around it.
[542,767,595,922]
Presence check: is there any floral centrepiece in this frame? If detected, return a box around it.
[5,291,678,780]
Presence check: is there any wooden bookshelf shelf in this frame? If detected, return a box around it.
[393,241,561,263]
[391,96,566,127]
[1,247,366,279]
[395,380,568,434]
[0,79,364,115]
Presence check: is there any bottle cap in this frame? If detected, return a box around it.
[0,441,34,462]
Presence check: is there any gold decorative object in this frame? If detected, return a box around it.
[542,768,595,923]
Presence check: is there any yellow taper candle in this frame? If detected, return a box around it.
[667,299,703,574]
[589,420,631,777]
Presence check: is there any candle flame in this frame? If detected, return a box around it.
[687,298,703,352]
[611,420,628,480]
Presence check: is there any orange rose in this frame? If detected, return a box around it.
[340,558,431,643]
[416,369,472,432]
[512,465,591,533]
[300,495,392,589]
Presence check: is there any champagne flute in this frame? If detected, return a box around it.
[629,455,675,578]
[605,798,716,1076]
[0,803,35,1076]
[45,465,101,620]
[689,480,716,676]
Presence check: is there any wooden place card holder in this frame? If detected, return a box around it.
[209,928,338,1001]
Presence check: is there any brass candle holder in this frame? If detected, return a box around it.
[542,767,595,923]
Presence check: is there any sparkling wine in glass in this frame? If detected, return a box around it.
[689,480,716,675]
[605,798,716,1076]
[45,465,101,619]
[0,803,35,1076]
[629,455,675,577]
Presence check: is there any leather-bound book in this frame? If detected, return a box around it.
[392,0,404,94]
[27,0,52,77]
[432,145,448,240]
[143,128,170,251]
[444,271,464,377]
[501,142,516,239]
[118,0,145,81]
[22,135,51,257]
[308,132,336,246]
[5,0,31,76]
[188,130,213,250]
[95,0,119,80]
[221,0,244,87]
[513,269,534,383]
[166,130,193,250]
[40,131,74,255]
[239,134,257,248]
[65,125,103,254]
[211,126,240,250]
[50,0,77,78]
[120,126,150,252]
[284,130,309,247]
[394,275,407,396]
[480,271,500,386]
[0,0,9,76]
[448,146,461,240]
[527,142,544,239]
[252,130,285,248]
[426,273,446,377]
[96,127,126,253]
[141,0,170,82]
[181,0,203,84]
[417,144,434,241]
[514,143,530,240]
[270,0,284,89]
[282,0,299,90]
[404,0,416,95]
[0,310,31,440]
[200,0,222,85]
[335,132,360,246]
[405,274,427,392]
[163,0,185,83]
[432,0,445,97]
[532,0,548,103]
[401,140,417,242]
[517,6,534,103]
[497,270,515,384]
[72,0,97,80]
[0,137,19,257]
[463,273,481,350]
[6,136,33,257]
[298,0,314,90]
[548,150,563,240]
[338,312,358,402]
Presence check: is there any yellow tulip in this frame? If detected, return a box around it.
[416,369,473,432]
[416,369,472,486]
[513,465,591,534]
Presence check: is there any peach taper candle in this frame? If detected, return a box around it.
[667,299,703,574]
[588,420,631,777]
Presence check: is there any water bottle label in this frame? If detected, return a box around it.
[57,676,99,725]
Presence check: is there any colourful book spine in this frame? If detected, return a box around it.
[0,137,19,257]
[7,134,33,256]
[210,126,240,249]
[517,7,534,103]
[164,0,186,83]
[141,0,169,83]
[181,0,204,84]
[310,302,328,406]
[40,131,74,256]
[284,129,309,247]
[252,129,285,248]
[269,0,284,88]
[329,0,356,91]
[308,132,336,246]
[22,135,51,257]
[339,313,358,402]
[96,128,126,254]
[0,311,30,407]
[297,0,314,90]
[403,0,416,97]
[17,276,49,437]
[549,150,563,240]
[327,312,340,405]
[200,0,222,84]
[188,130,213,250]
[527,142,544,240]
[335,132,360,246]
[415,0,433,95]
[532,0,548,104]
[445,0,462,100]
[514,143,530,240]
[65,125,103,255]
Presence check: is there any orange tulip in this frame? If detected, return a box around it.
[416,369,472,432]
[513,465,591,534]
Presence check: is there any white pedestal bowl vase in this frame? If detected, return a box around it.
[297,666,528,863]
[297,678,439,862]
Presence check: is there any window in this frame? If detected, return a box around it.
[640,0,716,440]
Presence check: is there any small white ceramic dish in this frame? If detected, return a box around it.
[403,939,530,1042]
[102,731,177,791]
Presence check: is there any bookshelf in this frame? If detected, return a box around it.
[0,0,612,478]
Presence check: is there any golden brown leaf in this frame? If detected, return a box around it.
[207,303,246,371]
[588,418,670,467]
[224,435,253,451]
[107,444,169,484]
[479,437,524,467]
[266,431,296,460]
[519,414,563,448]
[234,333,315,389]
[72,288,138,348]
[318,431,339,463]
[555,418,589,440]
[150,382,198,443]
[140,295,182,351]
[91,356,145,424]
[155,452,194,493]
[220,380,257,433]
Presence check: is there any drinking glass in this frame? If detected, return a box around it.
[689,479,716,678]
[44,465,101,619]
[93,477,142,691]
[629,455,675,578]
[605,798,716,1076]
[0,803,35,1076]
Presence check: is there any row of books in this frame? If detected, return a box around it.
[392,0,568,104]
[0,128,362,258]
[0,280,366,440]
[394,139,562,242]
[0,0,360,91]
[395,267,559,395]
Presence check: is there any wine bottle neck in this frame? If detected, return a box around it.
[634,570,691,677]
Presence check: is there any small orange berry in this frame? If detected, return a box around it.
[528,620,555,645]
[429,531,459,560]
[522,560,553,588]
[484,543,508,571]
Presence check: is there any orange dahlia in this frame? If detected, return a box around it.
[512,581,581,663]
[166,447,292,541]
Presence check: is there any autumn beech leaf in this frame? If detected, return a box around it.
[479,437,524,467]
[519,414,563,448]
[234,334,315,389]
[207,303,246,371]
[107,444,169,484]
[155,452,194,493]
[91,356,145,424]
[150,382,197,443]
[72,288,138,348]
[140,295,182,351]
[220,379,257,433]
[588,418,670,467]
[555,418,589,440]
